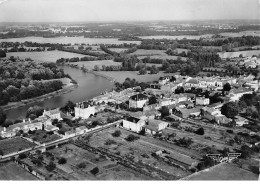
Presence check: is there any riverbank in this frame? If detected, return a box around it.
[88,70,116,82]
[1,83,77,112]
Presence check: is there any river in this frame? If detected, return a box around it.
[5,66,114,120]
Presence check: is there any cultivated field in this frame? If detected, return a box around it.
[109,48,128,53]
[183,162,258,180]
[0,162,38,180]
[0,137,36,155]
[48,143,152,180]
[88,127,197,178]
[218,50,260,58]
[96,71,177,83]
[6,50,86,63]
[68,60,121,70]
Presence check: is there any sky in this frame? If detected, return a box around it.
[0,0,259,22]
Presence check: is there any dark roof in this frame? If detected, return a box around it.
[130,93,148,101]
[125,116,141,123]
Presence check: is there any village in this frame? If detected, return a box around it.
[0,68,259,180]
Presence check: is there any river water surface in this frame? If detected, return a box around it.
[6,66,114,120]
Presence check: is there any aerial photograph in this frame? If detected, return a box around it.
[0,0,259,182]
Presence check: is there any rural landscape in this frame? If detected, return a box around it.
[0,0,259,183]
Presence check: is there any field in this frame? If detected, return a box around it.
[0,137,36,155]
[48,143,152,180]
[131,49,167,56]
[0,162,38,180]
[183,162,258,180]
[87,127,199,178]
[6,50,86,63]
[219,30,260,37]
[218,50,260,58]
[109,48,128,53]
[138,34,213,40]
[138,55,187,61]
[95,71,177,83]
[0,36,141,45]
[68,60,121,70]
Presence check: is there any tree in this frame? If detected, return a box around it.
[125,134,140,142]
[195,127,204,135]
[148,95,158,105]
[46,161,56,171]
[160,106,170,118]
[26,105,44,118]
[139,68,147,75]
[58,157,67,164]
[18,153,27,159]
[238,100,247,112]
[251,111,259,119]
[93,65,100,71]
[90,167,99,175]
[223,83,231,92]
[2,119,13,128]
[0,108,6,126]
[0,149,3,156]
[0,50,6,58]
[221,102,239,119]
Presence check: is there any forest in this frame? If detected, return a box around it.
[0,59,68,105]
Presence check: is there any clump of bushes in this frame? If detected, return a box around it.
[58,157,67,164]
[195,127,204,135]
[125,134,140,142]
[112,130,121,137]
[105,139,117,145]
[77,162,86,169]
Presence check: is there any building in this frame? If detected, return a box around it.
[75,101,96,119]
[185,78,199,87]
[42,109,62,121]
[234,116,249,126]
[228,88,253,101]
[196,97,210,106]
[64,130,76,138]
[129,93,149,109]
[145,119,168,135]
[75,126,89,135]
[44,125,59,132]
[158,76,170,85]
[122,116,146,133]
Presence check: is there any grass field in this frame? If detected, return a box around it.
[219,30,260,37]
[183,162,258,180]
[95,71,177,83]
[68,60,121,70]
[0,137,36,155]
[218,50,260,58]
[109,48,128,53]
[0,162,38,180]
[6,50,86,63]
[131,49,167,56]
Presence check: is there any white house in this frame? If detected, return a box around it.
[144,119,168,135]
[75,102,96,119]
[158,76,170,85]
[228,89,253,101]
[42,109,62,121]
[129,93,149,109]
[75,126,89,135]
[122,116,146,133]
[196,97,210,106]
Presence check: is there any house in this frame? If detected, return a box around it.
[75,126,89,135]
[0,119,43,138]
[64,129,76,138]
[42,109,62,121]
[75,101,96,119]
[185,78,199,87]
[129,93,149,109]
[158,76,170,85]
[150,83,161,90]
[214,114,232,125]
[144,119,168,135]
[228,88,253,101]
[177,101,194,109]
[122,116,146,133]
[208,102,223,110]
[44,125,59,132]
[234,116,249,126]
[196,97,210,106]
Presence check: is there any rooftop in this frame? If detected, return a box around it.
[130,93,149,101]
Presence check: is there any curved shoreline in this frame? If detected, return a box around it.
[1,83,78,112]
